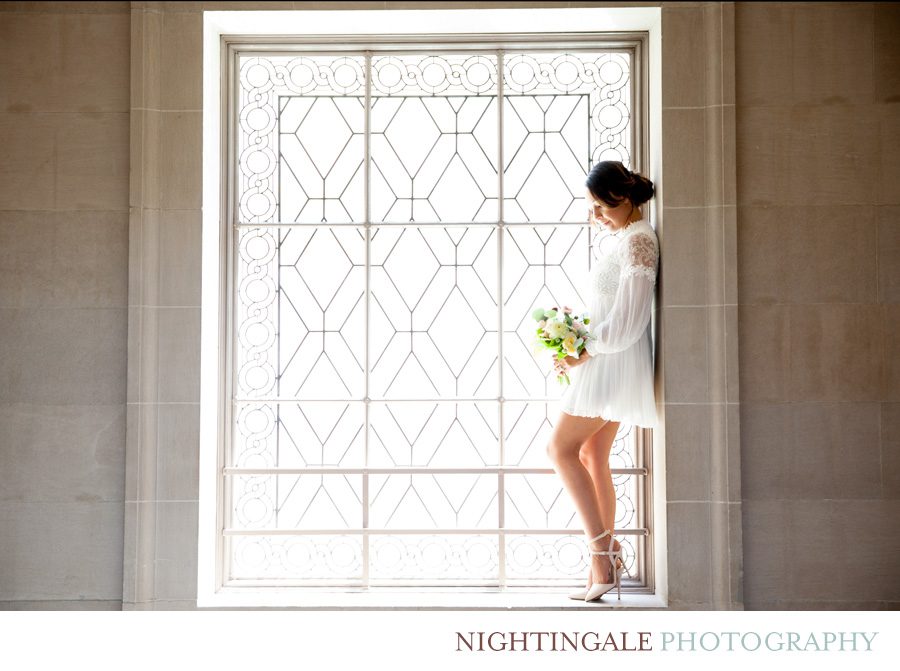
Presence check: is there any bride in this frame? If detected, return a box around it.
[545,160,660,602]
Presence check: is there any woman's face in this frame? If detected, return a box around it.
[586,189,633,231]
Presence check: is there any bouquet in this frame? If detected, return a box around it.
[532,305,592,385]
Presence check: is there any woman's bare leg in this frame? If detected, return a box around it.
[578,420,622,586]
[546,411,614,588]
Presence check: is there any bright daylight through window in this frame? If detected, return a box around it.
[222,39,650,591]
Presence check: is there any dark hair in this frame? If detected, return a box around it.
[585,161,655,208]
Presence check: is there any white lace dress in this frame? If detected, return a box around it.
[557,219,660,428]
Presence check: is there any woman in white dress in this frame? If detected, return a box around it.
[545,161,660,602]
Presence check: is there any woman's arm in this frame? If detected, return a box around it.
[583,231,659,356]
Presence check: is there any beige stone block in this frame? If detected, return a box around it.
[709,500,737,608]
[0,112,56,210]
[0,2,129,11]
[127,308,139,405]
[874,4,900,103]
[705,206,724,305]
[663,404,711,502]
[141,111,161,208]
[701,4,724,108]
[151,599,200,610]
[738,104,879,206]
[0,308,127,405]
[0,210,128,309]
[704,104,723,207]
[658,207,706,307]
[0,501,124,600]
[159,111,202,209]
[135,402,159,503]
[205,2,295,8]
[662,108,706,207]
[161,11,202,110]
[0,600,122,610]
[743,598,900,610]
[131,7,143,110]
[0,403,125,503]
[742,499,900,605]
[720,2,735,107]
[734,2,793,106]
[883,402,900,499]
[741,401,881,500]
[789,104,879,206]
[130,111,144,209]
[707,304,726,404]
[125,401,139,502]
[662,307,709,403]
[725,401,740,499]
[57,12,130,113]
[885,304,900,401]
[138,305,160,405]
[0,13,129,113]
[157,307,201,403]
[56,112,130,211]
[661,6,706,108]
[0,14,63,112]
[128,209,142,309]
[154,501,199,601]
[740,499,789,607]
[666,501,711,606]
[385,1,552,9]
[132,500,157,603]
[788,205,877,304]
[739,204,876,304]
[881,104,900,205]
[122,501,137,604]
[792,3,874,105]
[789,304,883,402]
[725,304,738,404]
[727,501,742,606]
[140,208,160,307]
[723,205,737,305]
[735,107,791,207]
[134,9,162,112]
[157,403,200,501]
[146,1,203,12]
[737,304,789,403]
[160,209,202,307]
[722,105,736,206]
[878,206,900,302]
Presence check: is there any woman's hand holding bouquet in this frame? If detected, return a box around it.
[532,305,593,384]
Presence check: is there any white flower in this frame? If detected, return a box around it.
[547,320,567,339]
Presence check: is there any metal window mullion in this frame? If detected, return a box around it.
[223,528,651,536]
[222,43,240,587]
[362,50,372,590]
[224,467,648,475]
[495,49,506,590]
[233,221,609,228]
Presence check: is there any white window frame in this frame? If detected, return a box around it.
[199,6,665,610]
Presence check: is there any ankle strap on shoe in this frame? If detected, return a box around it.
[587,529,611,544]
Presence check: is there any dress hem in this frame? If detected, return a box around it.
[559,406,659,429]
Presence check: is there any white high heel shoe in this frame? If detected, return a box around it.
[567,529,630,602]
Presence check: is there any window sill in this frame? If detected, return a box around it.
[197,588,667,610]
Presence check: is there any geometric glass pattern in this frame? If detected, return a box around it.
[228,45,645,589]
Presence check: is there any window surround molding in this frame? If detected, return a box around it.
[124,2,741,611]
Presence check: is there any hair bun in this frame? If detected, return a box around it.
[629,172,655,206]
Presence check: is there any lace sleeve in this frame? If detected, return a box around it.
[619,231,659,281]
[583,232,659,356]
